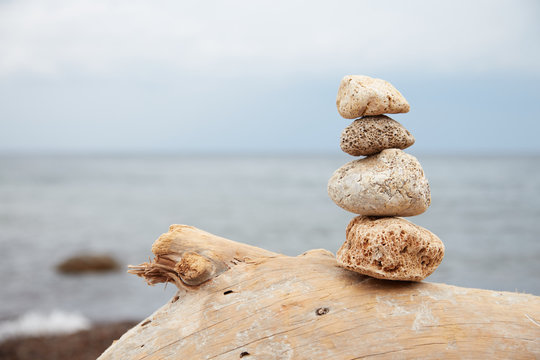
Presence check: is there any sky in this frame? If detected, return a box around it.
[0,0,539,154]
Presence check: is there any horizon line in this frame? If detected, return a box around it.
[0,149,539,158]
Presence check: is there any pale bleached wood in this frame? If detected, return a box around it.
[100,225,540,359]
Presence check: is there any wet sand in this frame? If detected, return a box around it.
[0,321,137,360]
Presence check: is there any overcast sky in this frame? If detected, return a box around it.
[0,0,539,154]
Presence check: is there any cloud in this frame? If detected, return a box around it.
[0,0,539,77]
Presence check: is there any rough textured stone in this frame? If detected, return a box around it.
[336,75,410,119]
[337,216,444,281]
[327,149,430,216]
[340,115,415,156]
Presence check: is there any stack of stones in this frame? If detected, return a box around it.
[328,75,444,281]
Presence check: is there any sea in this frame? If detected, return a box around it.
[0,154,539,338]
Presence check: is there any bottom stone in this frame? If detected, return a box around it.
[337,216,444,281]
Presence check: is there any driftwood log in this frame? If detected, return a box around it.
[99,225,540,359]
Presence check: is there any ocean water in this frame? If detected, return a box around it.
[0,154,539,327]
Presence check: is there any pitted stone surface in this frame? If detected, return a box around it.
[327,149,430,216]
[337,216,445,281]
[336,75,410,119]
[340,115,415,156]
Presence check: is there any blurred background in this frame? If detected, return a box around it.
[0,0,539,350]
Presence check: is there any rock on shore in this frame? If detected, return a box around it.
[56,254,120,274]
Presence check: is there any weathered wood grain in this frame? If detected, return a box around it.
[99,225,540,359]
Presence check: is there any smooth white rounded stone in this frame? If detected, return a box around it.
[327,149,431,216]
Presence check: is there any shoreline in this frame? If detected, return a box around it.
[0,321,137,360]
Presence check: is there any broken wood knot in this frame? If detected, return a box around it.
[315,307,330,316]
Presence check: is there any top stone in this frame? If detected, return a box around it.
[336,75,410,119]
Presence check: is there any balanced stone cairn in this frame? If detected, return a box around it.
[328,75,444,281]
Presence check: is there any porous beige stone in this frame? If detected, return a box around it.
[327,149,430,216]
[336,75,410,119]
[337,216,444,281]
[340,115,415,156]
